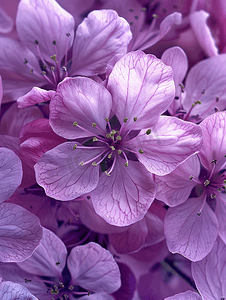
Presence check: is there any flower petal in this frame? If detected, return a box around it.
[50,77,112,139]
[71,9,132,76]
[0,147,23,202]
[17,87,55,108]
[0,203,42,262]
[155,155,200,206]
[107,51,175,131]
[190,10,218,57]
[130,116,202,175]
[199,111,226,173]
[16,0,75,63]
[34,142,101,200]
[165,290,202,300]
[192,237,226,300]
[17,227,67,278]
[68,242,121,293]
[0,281,37,300]
[0,7,13,33]
[183,55,226,121]
[91,158,156,226]
[164,196,218,261]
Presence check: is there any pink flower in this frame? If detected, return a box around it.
[35,51,202,226]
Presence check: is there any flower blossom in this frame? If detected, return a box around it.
[34,51,202,226]
[156,111,226,261]
[0,0,132,103]
[0,228,121,300]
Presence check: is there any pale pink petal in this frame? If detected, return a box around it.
[165,290,202,300]
[0,281,37,300]
[107,51,175,131]
[17,227,67,278]
[0,203,42,262]
[183,55,226,120]
[155,155,200,206]
[161,46,188,115]
[215,196,226,244]
[16,0,75,63]
[199,112,226,173]
[0,7,13,33]
[109,218,148,254]
[17,87,55,108]
[34,142,101,200]
[129,116,202,175]
[50,77,112,139]
[71,9,132,76]
[190,10,218,57]
[79,200,126,234]
[165,196,218,261]
[91,158,156,226]
[192,237,226,300]
[68,242,121,293]
[0,102,43,137]
[0,148,22,202]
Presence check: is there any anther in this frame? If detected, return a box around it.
[73,144,77,150]
[141,7,147,11]
[197,212,202,216]
[138,149,144,154]
[124,118,128,123]
[92,162,97,166]
[215,96,219,102]
[189,175,194,180]
[129,8,134,12]
[210,194,216,199]
[34,40,39,44]
[204,180,210,186]
[152,14,159,18]
[146,129,151,135]
[62,66,67,72]
[42,71,46,75]
[30,69,33,73]
[179,83,185,92]
[108,153,112,159]
[92,123,97,127]
[116,135,121,140]
[201,89,206,95]
[110,146,115,151]
[105,118,109,122]
[66,32,71,37]
[79,161,84,166]
[50,54,58,63]
[134,16,139,19]
[24,58,28,64]
[55,261,60,266]
[69,285,74,290]
[214,107,219,112]
[52,40,56,45]
[211,159,217,164]
[51,66,55,71]
[133,117,137,121]
[175,96,179,100]
[105,171,111,176]
[93,137,98,142]
[125,161,128,167]
[217,188,221,191]
[73,121,78,126]
[118,150,122,154]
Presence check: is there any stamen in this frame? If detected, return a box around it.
[73,122,106,142]
[138,149,144,154]
[41,71,55,86]
[133,117,137,122]
[207,160,216,180]
[121,150,129,167]
[105,155,117,176]
[197,195,207,216]
[189,175,201,184]
[146,129,151,135]
[78,150,107,166]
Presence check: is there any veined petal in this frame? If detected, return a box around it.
[34,142,101,200]
[0,203,42,262]
[129,116,202,176]
[0,281,37,300]
[155,155,200,206]
[107,51,175,131]
[199,111,226,173]
[16,0,75,63]
[183,55,226,120]
[17,87,55,108]
[50,77,112,139]
[0,147,23,203]
[192,237,226,300]
[164,196,218,262]
[165,290,202,300]
[17,227,67,278]
[190,10,218,57]
[68,242,121,293]
[91,158,156,226]
[71,9,132,76]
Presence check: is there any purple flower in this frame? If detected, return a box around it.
[34,51,202,226]
[0,228,121,300]
[156,111,226,261]
[0,0,132,103]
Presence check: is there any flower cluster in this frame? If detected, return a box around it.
[0,0,226,299]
